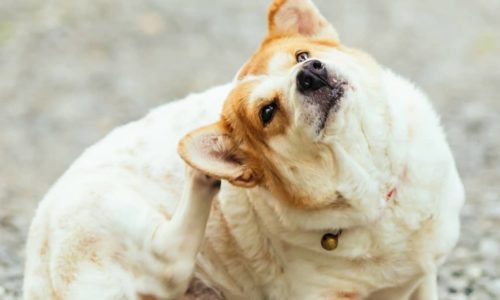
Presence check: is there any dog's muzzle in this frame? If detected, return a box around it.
[296,59,347,132]
[296,59,345,103]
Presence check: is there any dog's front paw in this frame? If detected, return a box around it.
[185,165,221,198]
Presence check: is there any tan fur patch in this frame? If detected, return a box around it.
[56,231,102,285]
[39,238,49,257]
[267,0,288,34]
[220,81,321,208]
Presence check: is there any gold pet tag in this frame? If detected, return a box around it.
[321,231,341,251]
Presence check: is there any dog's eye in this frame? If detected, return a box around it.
[296,51,310,63]
[260,102,278,126]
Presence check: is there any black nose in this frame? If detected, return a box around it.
[296,60,328,93]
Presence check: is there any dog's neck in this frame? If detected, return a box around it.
[216,176,388,251]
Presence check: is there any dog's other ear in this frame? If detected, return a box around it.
[178,123,258,188]
[267,0,338,40]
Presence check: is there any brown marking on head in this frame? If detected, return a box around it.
[178,80,291,189]
[222,79,290,139]
[267,0,287,30]
[220,87,318,208]
[238,37,338,80]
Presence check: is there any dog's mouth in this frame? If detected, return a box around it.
[299,77,347,135]
[315,79,347,133]
[296,60,347,135]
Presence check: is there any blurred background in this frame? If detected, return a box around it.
[0,0,499,299]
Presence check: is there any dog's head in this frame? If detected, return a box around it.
[179,0,389,210]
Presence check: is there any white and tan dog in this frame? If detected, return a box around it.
[23,0,464,299]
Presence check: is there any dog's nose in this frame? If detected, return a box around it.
[296,60,328,93]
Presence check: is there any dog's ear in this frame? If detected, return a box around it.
[267,0,338,39]
[178,123,258,188]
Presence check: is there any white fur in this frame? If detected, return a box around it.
[24,69,463,299]
[24,37,463,300]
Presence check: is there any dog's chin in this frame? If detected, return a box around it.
[313,82,347,136]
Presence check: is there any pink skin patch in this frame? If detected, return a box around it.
[386,188,396,201]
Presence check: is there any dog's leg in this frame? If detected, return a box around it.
[151,166,220,298]
[410,273,438,300]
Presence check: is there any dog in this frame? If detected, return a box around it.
[23,0,464,299]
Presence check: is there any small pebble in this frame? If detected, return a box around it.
[464,286,474,295]
[452,246,469,260]
[470,290,493,300]
[479,239,499,257]
[466,265,483,279]
[452,269,464,277]
[486,278,500,295]
[448,277,469,291]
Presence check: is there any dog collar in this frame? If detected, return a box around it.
[321,187,397,251]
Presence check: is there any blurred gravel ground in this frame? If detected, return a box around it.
[0,0,499,299]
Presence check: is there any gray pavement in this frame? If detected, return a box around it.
[0,0,499,299]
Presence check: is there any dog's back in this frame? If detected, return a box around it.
[23,84,232,299]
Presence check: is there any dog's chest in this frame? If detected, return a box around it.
[202,196,425,300]
[264,232,419,299]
